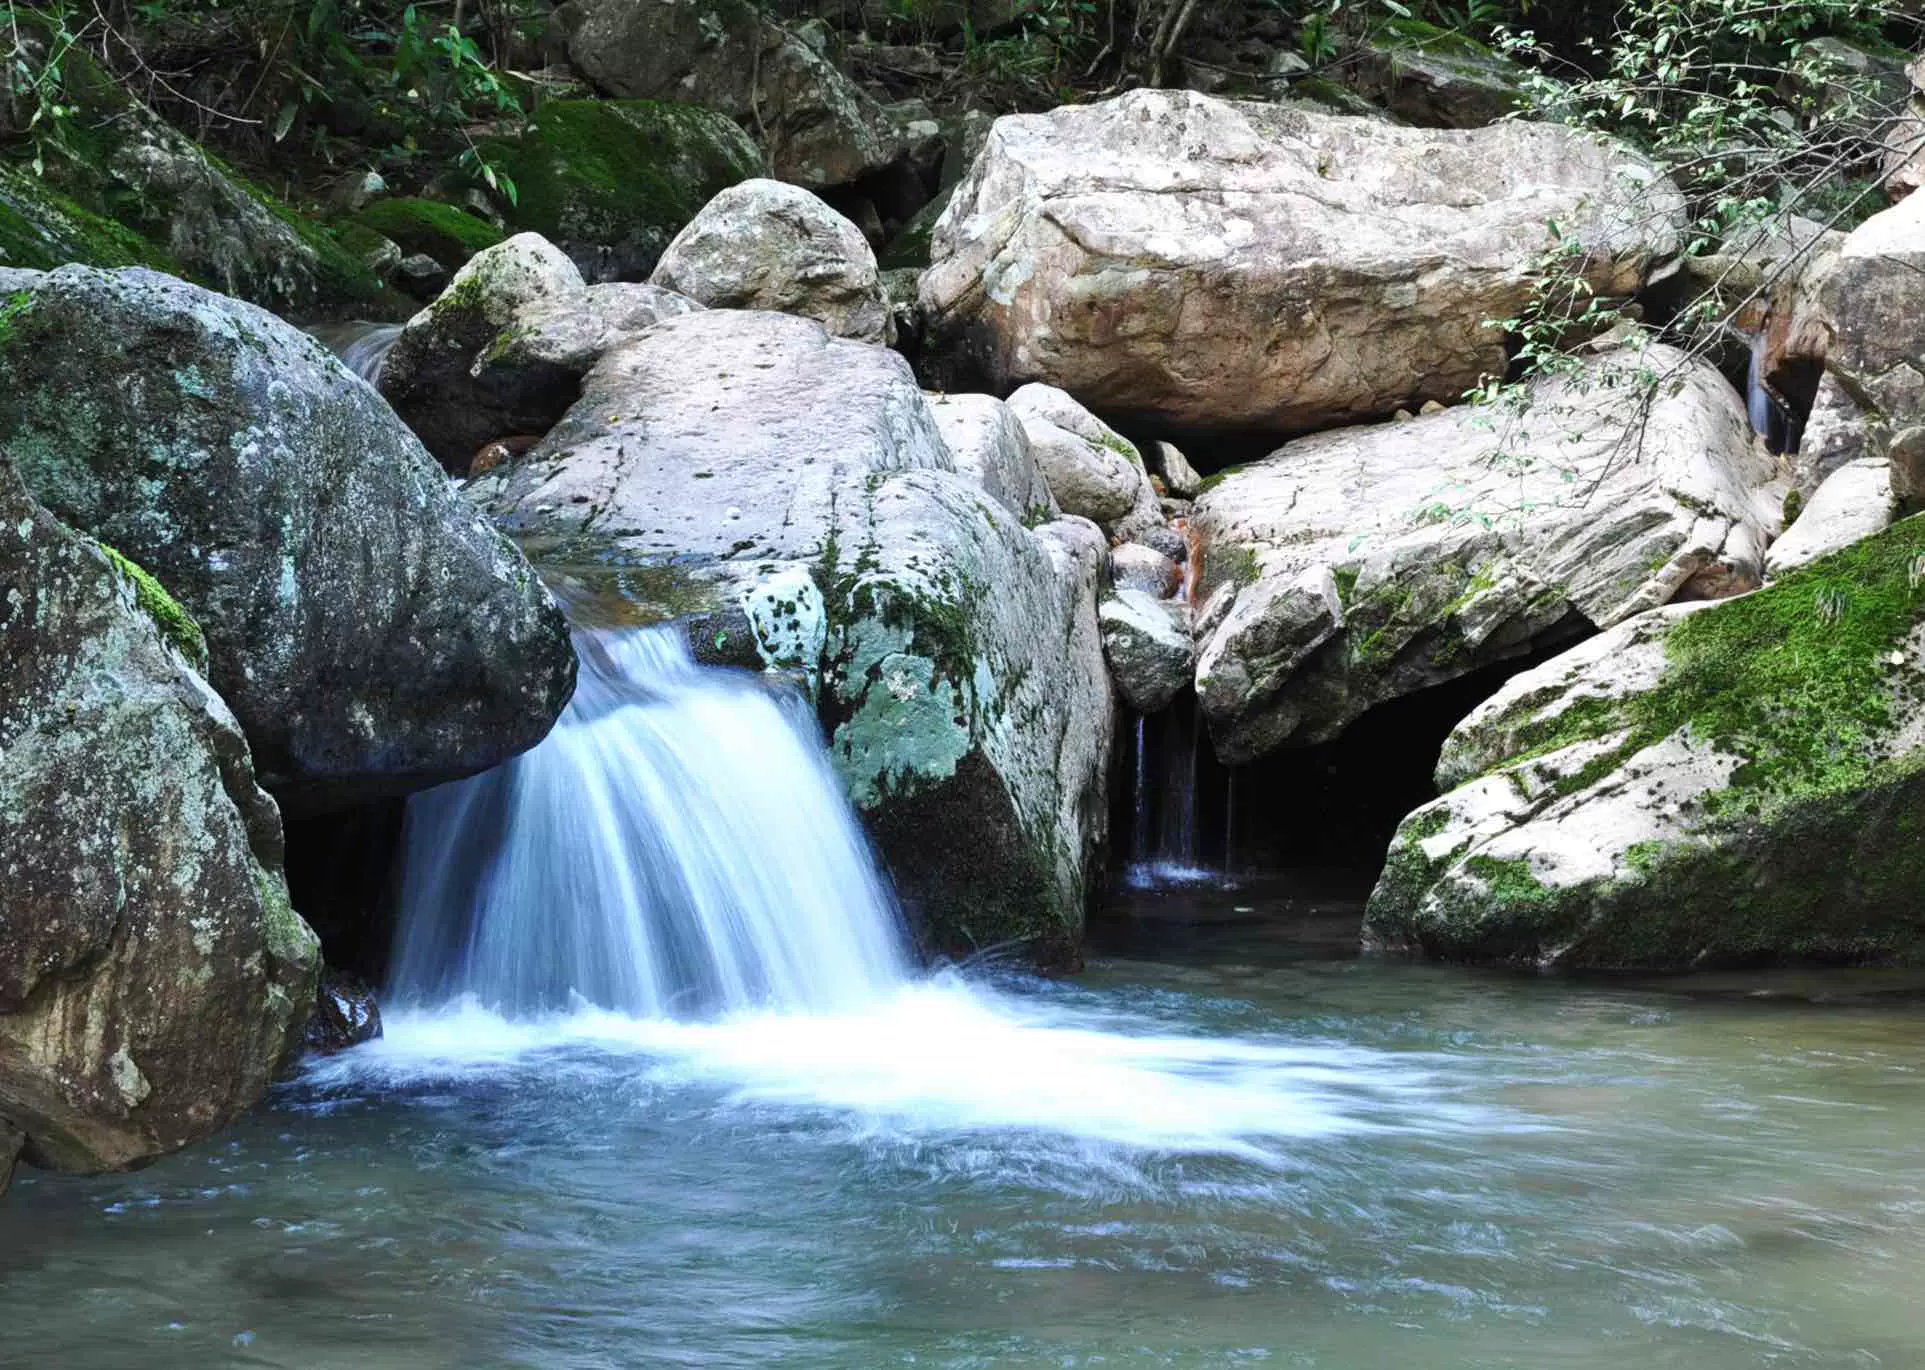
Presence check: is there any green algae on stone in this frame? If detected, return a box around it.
[1369,514,1925,969]
[98,543,208,673]
[351,198,506,267]
[481,100,761,275]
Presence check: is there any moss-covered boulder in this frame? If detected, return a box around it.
[0,265,576,816]
[558,0,907,189]
[478,99,761,281]
[0,453,320,1183]
[349,197,505,269]
[2,51,382,316]
[1365,515,1925,969]
[380,233,588,470]
[1345,19,1547,128]
[471,308,1113,964]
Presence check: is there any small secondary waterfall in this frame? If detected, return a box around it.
[311,321,404,387]
[1126,696,1219,886]
[388,627,910,1019]
[1747,328,1774,438]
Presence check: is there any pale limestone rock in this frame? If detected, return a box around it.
[651,180,891,344]
[923,89,1684,433]
[1191,343,1782,761]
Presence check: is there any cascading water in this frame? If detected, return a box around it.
[389,627,909,1018]
[310,321,404,387]
[1125,695,1221,887]
[369,618,1439,1161]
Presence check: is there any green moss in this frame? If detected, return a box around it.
[351,197,505,266]
[481,100,761,263]
[1464,854,1556,907]
[1782,486,1806,528]
[1193,463,1246,497]
[1465,514,1925,819]
[99,542,208,671]
[0,287,35,347]
[0,162,180,274]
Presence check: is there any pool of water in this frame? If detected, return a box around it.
[7,880,1925,1369]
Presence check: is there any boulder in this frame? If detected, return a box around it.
[303,970,383,1054]
[651,180,892,343]
[478,99,763,282]
[1366,514,1925,968]
[380,234,588,471]
[348,197,505,270]
[476,280,703,379]
[1822,191,1925,499]
[1795,374,1869,494]
[1766,457,1897,577]
[1191,343,1783,762]
[0,455,320,1177]
[0,266,576,816]
[1345,20,1542,127]
[922,89,1684,434]
[1005,383,1162,538]
[1884,52,1925,201]
[927,392,1057,521]
[2,52,381,316]
[1101,589,1194,714]
[1110,543,1180,597]
[472,309,1110,962]
[1149,440,1203,499]
[558,0,909,189]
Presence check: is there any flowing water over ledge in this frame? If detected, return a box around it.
[9,634,1925,1368]
[7,912,1925,1369]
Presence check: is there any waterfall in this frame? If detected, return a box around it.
[387,627,911,1019]
[1746,329,1774,438]
[310,321,405,387]
[1125,695,1217,887]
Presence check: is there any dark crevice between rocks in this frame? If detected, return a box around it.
[282,799,405,1051]
[1098,640,1591,944]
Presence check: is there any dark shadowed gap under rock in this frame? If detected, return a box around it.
[1103,640,1589,920]
[282,799,408,984]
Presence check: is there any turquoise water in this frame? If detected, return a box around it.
[5,887,1925,1369]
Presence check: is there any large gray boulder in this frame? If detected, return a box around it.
[0,266,576,816]
[922,89,1684,434]
[380,233,588,472]
[1365,514,1925,969]
[0,455,320,1182]
[927,392,1058,522]
[651,179,892,344]
[1821,191,1925,500]
[473,309,1111,962]
[558,0,909,189]
[1005,383,1163,540]
[1191,343,1783,762]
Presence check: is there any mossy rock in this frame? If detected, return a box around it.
[1368,514,1925,968]
[350,198,505,268]
[0,162,180,274]
[0,38,384,315]
[479,99,762,279]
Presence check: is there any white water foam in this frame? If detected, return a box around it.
[370,624,1492,1165]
